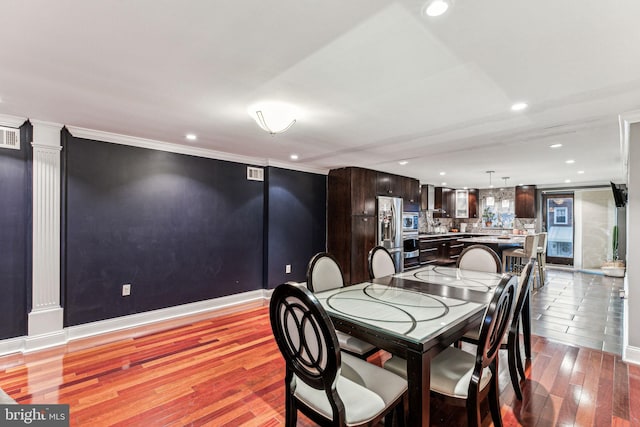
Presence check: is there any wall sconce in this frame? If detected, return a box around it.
[249,102,298,135]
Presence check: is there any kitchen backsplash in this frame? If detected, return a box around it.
[419,210,536,234]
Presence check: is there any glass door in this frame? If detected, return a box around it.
[542,193,574,265]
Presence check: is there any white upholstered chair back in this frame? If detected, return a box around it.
[456,245,502,273]
[307,253,345,293]
[368,246,396,278]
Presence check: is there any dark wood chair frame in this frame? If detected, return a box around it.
[456,244,503,272]
[440,275,516,427]
[306,252,379,360]
[269,283,406,427]
[461,259,536,401]
[367,245,395,279]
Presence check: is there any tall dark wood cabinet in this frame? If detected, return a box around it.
[434,187,454,218]
[515,185,537,218]
[468,189,479,219]
[328,167,377,284]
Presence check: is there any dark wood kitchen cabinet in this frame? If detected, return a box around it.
[376,172,402,197]
[468,188,479,219]
[328,167,377,284]
[329,167,422,284]
[403,178,420,210]
[515,185,537,218]
[434,187,455,218]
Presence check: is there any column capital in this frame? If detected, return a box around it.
[30,120,63,148]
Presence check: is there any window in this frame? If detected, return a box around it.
[554,207,568,224]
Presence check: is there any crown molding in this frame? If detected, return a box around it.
[66,126,268,166]
[0,113,27,128]
[65,126,330,175]
[266,159,329,175]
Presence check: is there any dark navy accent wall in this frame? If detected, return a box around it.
[63,134,264,326]
[0,121,31,339]
[265,167,326,288]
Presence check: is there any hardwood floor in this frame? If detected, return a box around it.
[0,305,638,426]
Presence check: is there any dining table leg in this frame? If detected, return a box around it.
[406,349,432,427]
[522,291,532,359]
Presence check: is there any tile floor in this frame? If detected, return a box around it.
[530,266,625,354]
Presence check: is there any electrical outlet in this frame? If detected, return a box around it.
[122,284,131,296]
[285,264,292,274]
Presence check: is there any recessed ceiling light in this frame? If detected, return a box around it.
[399,160,408,165]
[290,154,299,160]
[463,186,468,190]
[185,133,197,141]
[510,102,528,112]
[565,179,571,183]
[439,171,446,176]
[577,170,585,174]
[550,143,562,148]
[441,182,447,186]
[489,185,494,188]
[518,183,524,186]
[424,0,449,17]
[566,159,575,164]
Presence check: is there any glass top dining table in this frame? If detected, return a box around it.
[315,265,518,427]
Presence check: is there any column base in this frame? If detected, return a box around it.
[27,307,65,352]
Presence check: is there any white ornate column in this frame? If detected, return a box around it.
[26,120,65,351]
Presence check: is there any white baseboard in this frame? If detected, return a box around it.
[0,290,269,356]
[0,336,26,357]
[623,345,640,366]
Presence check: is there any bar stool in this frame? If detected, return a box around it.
[535,232,548,288]
[502,234,539,274]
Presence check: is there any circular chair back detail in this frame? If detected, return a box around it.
[477,275,517,368]
[269,283,340,392]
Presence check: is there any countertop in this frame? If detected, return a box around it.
[457,235,526,245]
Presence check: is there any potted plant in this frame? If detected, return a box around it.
[602,225,625,277]
[482,207,495,227]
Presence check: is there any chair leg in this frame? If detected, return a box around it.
[507,331,523,401]
[285,394,297,427]
[515,334,525,379]
[466,390,482,427]
[488,366,504,427]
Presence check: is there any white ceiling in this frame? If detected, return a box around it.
[1,0,639,188]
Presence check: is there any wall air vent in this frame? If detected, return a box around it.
[247,166,264,181]
[0,126,20,150]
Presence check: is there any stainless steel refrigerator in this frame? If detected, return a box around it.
[376,196,403,272]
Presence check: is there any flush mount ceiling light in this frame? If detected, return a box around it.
[510,102,528,112]
[185,133,197,141]
[424,0,451,17]
[398,160,408,165]
[248,101,298,135]
[290,154,299,160]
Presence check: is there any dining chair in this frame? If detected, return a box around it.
[535,232,548,288]
[460,260,536,401]
[269,283,408,427]
[502,234,539,274]
[383,275,517,427]
[368,246,397,279]
[456,244,502,273]
[307,252,379,359]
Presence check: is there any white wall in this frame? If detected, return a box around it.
[626,121,640,360]
[574,189,616,269]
